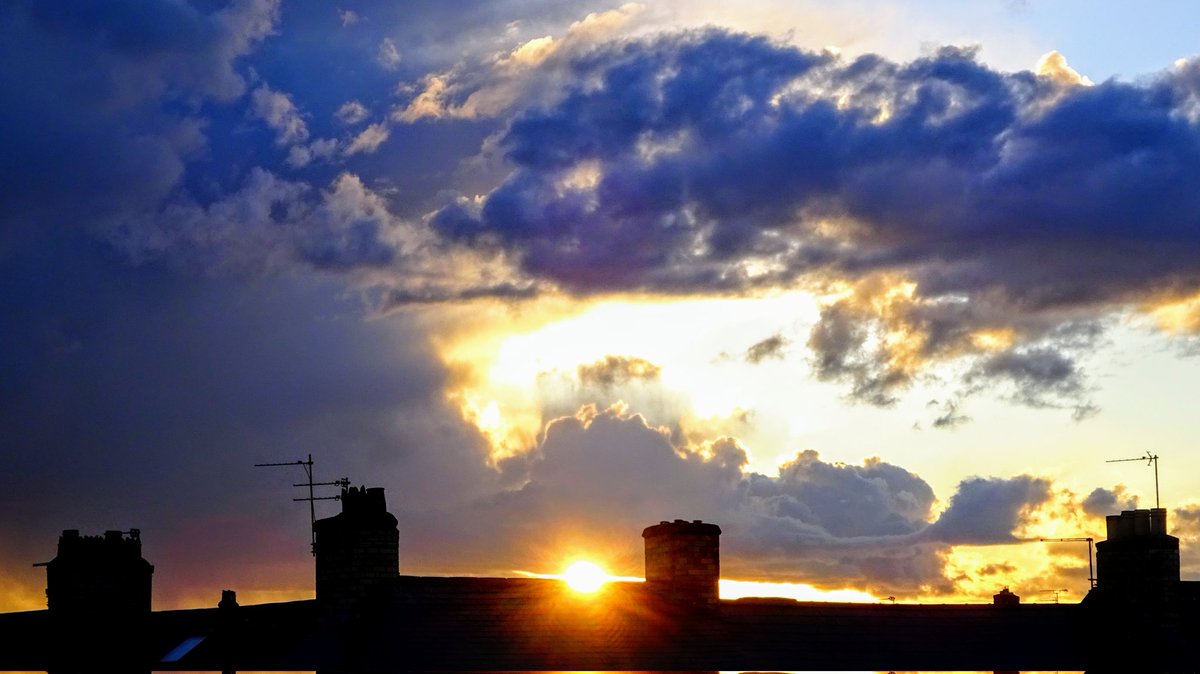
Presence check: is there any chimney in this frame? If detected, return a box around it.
[1095,508,1179,603]
[45,528,153,618]
[314,486,399,616]
[642,519,721,611]
[992,586,1020,607]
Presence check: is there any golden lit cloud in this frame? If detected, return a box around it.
[1147,291,1200,334]
[971,328,1017,351]
[434,292,821,464]
[1036,50,1094,87]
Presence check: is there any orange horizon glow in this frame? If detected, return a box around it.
[561,560,609,593]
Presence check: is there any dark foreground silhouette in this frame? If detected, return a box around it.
[2,488,1198,673]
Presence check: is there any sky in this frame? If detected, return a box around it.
[4,0,1200,613]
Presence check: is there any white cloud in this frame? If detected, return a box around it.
[335,100,370,125]
[286,137,341,167]
[250,84,309,146]
[338,8,360,26]
[377,37,402,70]
[344,122,391,155]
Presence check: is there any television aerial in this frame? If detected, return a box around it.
[255,454,349,555]
[1105,451,1160,508]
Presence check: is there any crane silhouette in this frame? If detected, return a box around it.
[1039,536,1095,589]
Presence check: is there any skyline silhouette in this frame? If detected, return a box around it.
[3,486,1197,671]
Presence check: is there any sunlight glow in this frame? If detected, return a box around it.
[971,328,1017,351]
[1149,292,1200,333]
[436,292,824,468]
[562,560,609,593]
[719,579,877,603]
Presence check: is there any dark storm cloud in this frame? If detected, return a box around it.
[0,227,499,608]
[0,0,279,235]
[8,0,1197,415]
[425,29,1200,411]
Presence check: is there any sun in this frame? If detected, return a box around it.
[562,560,608,593]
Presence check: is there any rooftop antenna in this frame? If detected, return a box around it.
[1037,588,1070,604]
[254,453,349,555]
[1105,451,1160,509]
[1039,537,1095,589]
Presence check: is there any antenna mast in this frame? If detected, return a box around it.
[1036,588,1070,604]
[255,453,349,555]
[1106,451,1160,509]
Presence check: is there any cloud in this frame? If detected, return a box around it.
[0,229,500,608]
[966,346,1097,418]
[1082,486,1138,516]
[1036,50,1092,87]
[928,399,971,429]
[395,4,643,122]
[745,333,788,363]
[924,475,1051,545]
[104,169,411,276]
[400,402,1063,594]
[344,122,391,155]
[250,83,310,146]
[417,29,1200,414]
[377,37,402,70]
[0,0,280,234]
[336,100,370,125]
[380,281,541,306]
[576,355,662,387]
[286,137,340,168]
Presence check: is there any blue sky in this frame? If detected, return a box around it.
[4,0,1200,610]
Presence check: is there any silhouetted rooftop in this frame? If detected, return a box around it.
[0,574,1095,671]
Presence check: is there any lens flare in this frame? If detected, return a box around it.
[562,560,608,593]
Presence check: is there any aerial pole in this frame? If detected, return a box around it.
[1106,451,1160,509]
[255,454,349,555]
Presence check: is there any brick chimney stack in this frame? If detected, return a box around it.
[1095,508,1179,603]
[45,528,153,617]
[642,519,721,611]
[314,486,399,616]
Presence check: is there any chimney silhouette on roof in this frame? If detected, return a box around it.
[45,528,153,618]
[313,486,398,617]
[1095,508,1179,604]
[642,519,721,611]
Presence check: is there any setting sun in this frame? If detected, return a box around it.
[562,560,608,593]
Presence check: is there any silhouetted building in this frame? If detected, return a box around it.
[643,519,721,611]
[45,529,153,617]
[1095,507,1179,603]
[12,498,1200,672]
[313,485,398,616]
[37,529,154,673]
[992,586,1020,606]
